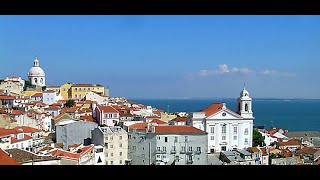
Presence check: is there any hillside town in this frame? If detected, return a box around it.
[0,57,320,165]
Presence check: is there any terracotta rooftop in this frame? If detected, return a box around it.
[296,146,319,155]
[170,117,188,122]
[154,125,207,134]
[11,134,32,143]
[0,96,15,100]
[278,139,302,146]
[0,149,21,165]
[13,126,40,133]
[150,119,167,125]
[10,110,24,115]
[6,148,59,163]
[31,93,43,97]
[50,145,94,160]
[43,90,56,93]
[201,103,223,117]
[79,115,94,122]
[128,122,148,130]
[97,106,119,113]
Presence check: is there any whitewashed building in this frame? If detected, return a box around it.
[95,106,120,126]
[188,86,254,153]
[42,90,58,105]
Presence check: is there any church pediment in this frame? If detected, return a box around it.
[205,109,243,120]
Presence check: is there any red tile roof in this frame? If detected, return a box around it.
[201,103,223,117]
[97,106,119,113]
[11,134,32,143]
[0,96,15,100]
[154,126,207,134]
[145,115,159,119]
[43,90,56,93]
[31,93,43,97]
[72,84,93,87]
[128,122,148,130]
[150,119,167,125]
[0,149,21,165]
[170,117,187,122]
[260,147,268,156]
[278,139,302,146]
[296,147,319,155]
[79,115,94,122]
[10,110,24,115]
[13,126,40,133]
[0,128,18,137]
[52,113,72,121]
[50,145,94,160]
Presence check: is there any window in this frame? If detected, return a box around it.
[181,146,186,152]
[119,136,122,140]
[174,137,178,142]
[245,103,248,111]
[185,136,188,142]
[119,143,122,148]
[110,136,113,141]
[142,160,145,163]
[210,126,215,134]
[142,147,145,150]
[157,136,160,140]
[157,147,160,151]
[79,94,82,98]
[79,88,82,92]
[188,155,192,161]
[111,153,113,157]
[162,147,166,151]
[51,98,53,101]
[21,143,24,148]
[234,127,237,134]
[211,136,214,140]
[172,146,176,151]
[75,88,77,92]
[75,95,77,98]
[156,155,161,158]
[233,136,237,140]
[110,144,113,149]
[162,155,166,159]
[222,125,226,134]
[106,161,108,165]
[197,147,201,152]
[47,98,49,101]
[133,146,136,151]
[110,161,113,165]
[83,88,86,91]
[105,136,108,141]
[88,88,90,91]
[245,138,248,145]
[188,146,192,151]
[165,137,168,142]
[120,160,122,164]
[221,146,226,151]
[109,114,112,118]
[128,135,131,139]
[245,128,249,135]
[106,153,108,157]
[120,152,122,156]
[222,136,226,140]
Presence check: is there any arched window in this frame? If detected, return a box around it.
[245,103,248,111]
[34,78,38,83]
[40,78,43,84]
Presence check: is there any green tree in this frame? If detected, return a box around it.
[23,79,35,91]
[64,100,75,108]
[253,129,265,147]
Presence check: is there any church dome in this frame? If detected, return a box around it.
[28,57,45,77]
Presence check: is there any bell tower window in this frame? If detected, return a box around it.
[34,78,38,83]
[245,103,248,111]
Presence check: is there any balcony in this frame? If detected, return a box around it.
[186,150,193,155]
[195,150,201,155]
[156,150,162,154]
[161,150,167,154]
[170,150,176,154]
[180,150,186,154]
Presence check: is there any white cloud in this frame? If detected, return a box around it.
[192,64,295,80]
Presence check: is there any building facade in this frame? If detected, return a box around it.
[91,126,128,165]
[188,86,254,153]
[95,106,120,126]
[128,125,208,165]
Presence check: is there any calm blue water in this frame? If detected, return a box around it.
[130,99,320,132]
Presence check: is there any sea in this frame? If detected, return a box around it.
[130,98,320,132]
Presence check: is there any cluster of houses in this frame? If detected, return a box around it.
[0,57,319,165]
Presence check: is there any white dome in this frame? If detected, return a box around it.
[28,57,45,77]
[28,66,45,76]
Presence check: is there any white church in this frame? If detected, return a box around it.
[187,86,254,153]
[28,57,46,87]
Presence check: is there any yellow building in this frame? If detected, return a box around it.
[60,83,72,100]
[70,84,104,100]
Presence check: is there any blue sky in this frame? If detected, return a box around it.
[1,15,320,99]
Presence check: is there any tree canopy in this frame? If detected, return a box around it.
[64,100,75,108]
[253,129,266,147]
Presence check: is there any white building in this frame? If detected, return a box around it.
[28,57,46,87]
[84,92,108,105]
[0,76,25,94]
[188,86,254,153]
[42,90,58,105]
